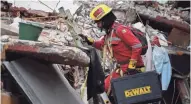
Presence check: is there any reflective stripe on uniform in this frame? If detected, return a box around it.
[112,37,121,41]
[132,43,142,49]
[108,37,121,41]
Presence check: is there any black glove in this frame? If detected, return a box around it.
[78,34,94,45]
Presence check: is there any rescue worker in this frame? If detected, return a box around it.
[80,4,145,93]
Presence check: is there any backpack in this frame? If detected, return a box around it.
[113,26,148,55]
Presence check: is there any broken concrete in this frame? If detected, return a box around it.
[1,22,19,36]
[27,9,49,17]
[1,36,90,66]
[139,14,190,33]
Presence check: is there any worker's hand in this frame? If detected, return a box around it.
[126,59,140,75]
[128,59,137,69]
[78,34,94,45]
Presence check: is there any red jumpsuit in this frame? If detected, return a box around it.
[93,22,144,92]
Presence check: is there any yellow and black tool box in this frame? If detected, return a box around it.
[111,71,162,104]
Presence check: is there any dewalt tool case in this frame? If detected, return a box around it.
[111,71,162,104]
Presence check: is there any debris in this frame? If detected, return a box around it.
[168,28,190,49]
[1,1,190,104]
[27,9,49,17]
[10,16,22,29]
[1,22,19,36]
[176,79,190,104]
[79,1,190,25]
[1,91,19,104]
[139,14,190,33]
[1,35,10,42]
[1,37,90,66]
[1,1,12,12]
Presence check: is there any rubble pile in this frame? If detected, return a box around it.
[72,0,190,73]
[68,0,191,47]
[75,0,190,24]
[4,0,189,47]
[1,1,190,103]
[39,29,74,46]
[1,0,190,54]
[1,0,58,22]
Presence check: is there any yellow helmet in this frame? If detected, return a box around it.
[89,4,112,21]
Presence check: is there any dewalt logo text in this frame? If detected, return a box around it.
[124,86,151,98]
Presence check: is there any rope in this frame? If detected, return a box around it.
[102,44,107,72]
[102,30,115,72]
[104,30,119,95]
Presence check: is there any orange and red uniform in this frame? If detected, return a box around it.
[93,22,144,91]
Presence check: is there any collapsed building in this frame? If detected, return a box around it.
[1,0,190,104]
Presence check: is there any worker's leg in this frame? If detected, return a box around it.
[104,71,120,92]
[105,66,145,91]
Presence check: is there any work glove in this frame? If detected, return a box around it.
[126,59,141,75]
[78,34,94,45]
[128,59,137,69]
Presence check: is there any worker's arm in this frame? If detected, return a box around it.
[79,34,105,50]
[92,36,105,50]
[116,26,142,69]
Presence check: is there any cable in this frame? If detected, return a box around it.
[14,0,15,6]
[27,0,32,9]
[174,90,181,104]
[135,10,143,24]
[163,98,167,104]
[54,0,60,12]
[171,79,176,104]
[37,0,54,11]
